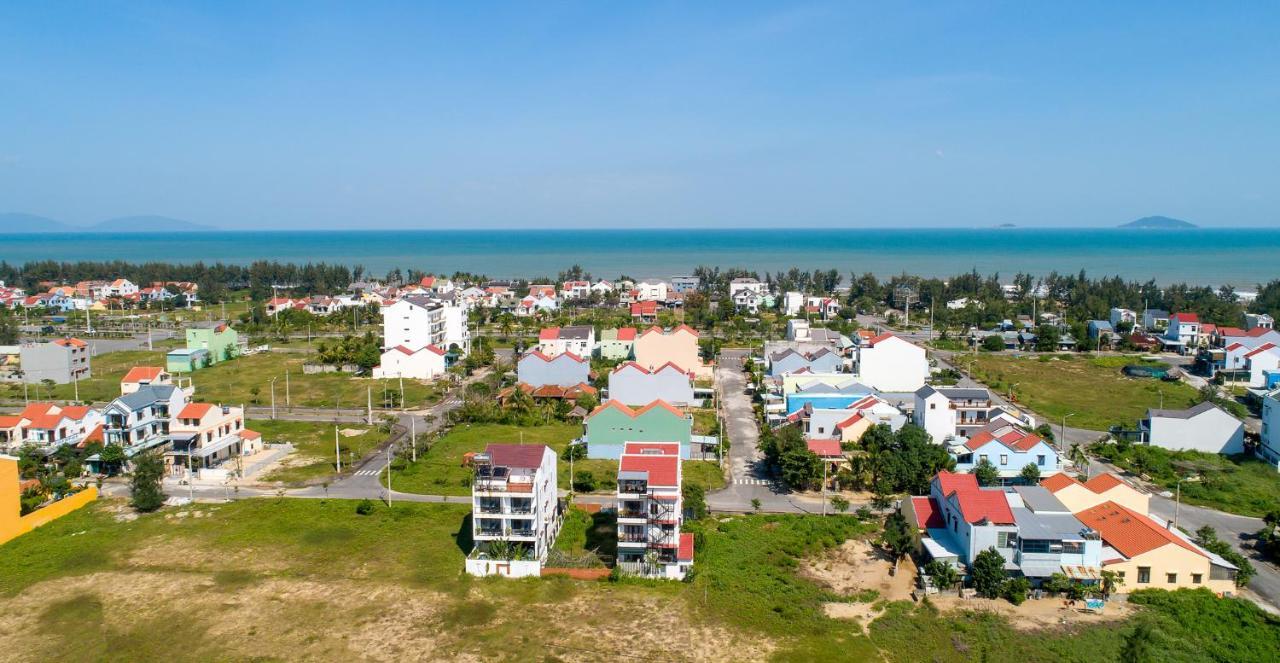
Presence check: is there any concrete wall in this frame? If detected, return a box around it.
[517,354,589,388]
[1,455,99,546]
[1105,543,1235,596]
[1147,409,1245,455]
[608,367,694,406]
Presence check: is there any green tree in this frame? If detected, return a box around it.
[830,494,850,513]
[99,443,127,476]
[971,547,1006,598]
[923,560,960,595]
[881,510,915,575]
[1019,463,1041,484]
[1033,324,1061,352]
[1120,622,1158,663]
[1002,577,1031,605]
[779,448,823,490]
[981,334,1005,352]
[972,458,1000,486]
[129,451,166,512]
[1100,569,1123,599]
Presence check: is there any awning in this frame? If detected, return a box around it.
[921,538,959,561]
[193,434,242,459]
[125,436,171,457]
[1062,565,1103,581]
[1018,561,1064,578]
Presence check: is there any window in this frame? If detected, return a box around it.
[1116,571,1125,581]
[1192,574,1202,584]
[1037,455,1046,466]
[1138,567,1151,584]
[999,454,1008,466]
[1166,573,1177,584]
[979,454,988,463]
[930,403,937,410]
[997,532,1017,548]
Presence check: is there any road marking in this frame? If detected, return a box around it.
[733,478,771,485]
[353,469,381,476]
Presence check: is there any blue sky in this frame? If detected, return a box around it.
[1,2,1277,229]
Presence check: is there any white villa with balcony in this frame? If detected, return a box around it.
[615,441,694,580]
[466,444,563,578]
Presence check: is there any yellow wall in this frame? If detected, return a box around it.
[1054,482,1150,516]
[1104,543,1235,596]
[1098,485,1150,516]
[840,418,873,444]
[0,455,98,546]
[633,330,712,378]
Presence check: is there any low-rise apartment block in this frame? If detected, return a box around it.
[616,442,694,579]
[466,444,563,578]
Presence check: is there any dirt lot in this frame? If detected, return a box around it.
[929,595,1134,631]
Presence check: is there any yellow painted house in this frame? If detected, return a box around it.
[1076,500,1237,596]
[0,454,98,546]
[632,325,713,379]
[1041,472,1150,515]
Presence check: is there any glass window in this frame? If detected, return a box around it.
[1138,567,1151,583]
[1166,573,1177,584]
[1037,455,1046,466]
[1000,454,1008,465]
[1192,574,1202,584]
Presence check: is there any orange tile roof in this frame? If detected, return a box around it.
[619,452,679,487]
[53,337,87,348]
[1075,501,1204,560]
[1083,473,1127,493]
[963,427,1046,452]
[806,439,843,457]
[0,415,23,428]
[587,399,686,420]
[240,429,262,440]
[1040,473,1082,492]
[178,403,214,419]
[934,471,1014,525]
[122,366,165,383]
[615,327,638,341]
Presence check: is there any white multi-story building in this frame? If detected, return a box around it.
[1258,390,1280,469]
[855,333,928,392]
[616,442,694,580]
[635,280,669,302]
[728,277,767,300]
[537,326,596,358]
[380,294,469,357]
[467,444,563,578]
[165,402,259,479]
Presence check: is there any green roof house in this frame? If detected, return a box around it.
[583,399,691,460]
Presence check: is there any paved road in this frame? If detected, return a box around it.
[705,348,824,514]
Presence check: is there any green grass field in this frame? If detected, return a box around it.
[250,419,383,485]
[1091,441,1280,517]
[389,422,725,496]
[2,499,1278,661]
[970,353,1201,431]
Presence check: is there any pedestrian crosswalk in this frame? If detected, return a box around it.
[733,478,771,486]
[353,468,382,477]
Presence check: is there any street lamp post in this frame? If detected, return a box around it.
[1061,413,1076,455]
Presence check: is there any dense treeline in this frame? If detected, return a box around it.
[3,258,1278,326]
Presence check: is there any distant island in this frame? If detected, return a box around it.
[0,212,216,233]
[994,223,1017,228]
[1119,216,1197,229]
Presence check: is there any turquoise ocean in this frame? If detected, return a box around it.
[1,228,1276,287]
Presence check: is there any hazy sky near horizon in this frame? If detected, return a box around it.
[2,2,1278,229]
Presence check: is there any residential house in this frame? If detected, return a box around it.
[466,444,562,578]
[669,275,699,294]
[1256,389,1280,469]
[597,328,637,360]
[855,333,928,392]
[165,348,210,373]
[782,291,805,316]
[914,387,991,444]
[635,280,669,302]
[900,472,1104,587]
[806,438,850,485]
[1087,320,1115,347]
[608,362,695,406]
[1075,501,1237,595]
[120,366,172,395]
[19,337,90,384]
[559,280,591,300]
[767,347,842,377]
[99,384,189,463]
[381,295,469,356]
[633,325,712,379]
[5,403,103,451]
[516,294,558,317]
[1109,308,1138,329]
[582,400,693,460]
[1140,402,1244,455]
[181,322,239,365]
[1163,313,1201,351]
[949,424,1060,481]
[1142,309,1170,332]
[103,279,139,298]
[498,382,597,406]
[590,280,615,296]
[517,351,590,388]
[728,278,767,300]
[165,403,254,479]
[629,301,659,323]
[733,289,764,314]
[616,442,694,579]
[372,344,447,380]
[537,326,596,358]
[1245,313,1274,331]
[1041,473,1150,516]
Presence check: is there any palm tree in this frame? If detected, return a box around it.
[1100,569,1123,600]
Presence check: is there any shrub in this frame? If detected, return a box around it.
[572,470,596,492]
[355,499,375,515]
[1002,577,1031,605]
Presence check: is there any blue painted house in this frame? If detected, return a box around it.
[949,424,1060,482]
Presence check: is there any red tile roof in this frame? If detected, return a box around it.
[539,328,560,340]
[122,366,165,383]
[678,532,695,562]
[1245,343,1277,358]
[178,403,214,419]
[806,439,843,457]
[834,412,864,430]
[523,349,585,364]
[1170,312,1199,324]
[620,452,679,487]
[53,337,87,348]
[623,441,681,455]
[611,361,692,377]
[484,444,549,471]
[0,415,21,428]
[1075,501,1204,560]
[615,327,637,341]
[963,427,1046,452]
[1082,473,1127,493]
[240,429,262,440]
[630,301,658,316]
[911,496,946,529]
[1218,327,1246,337]
[1248,328,1275,338]
[867,332,896,346]
[934,471,1014,525]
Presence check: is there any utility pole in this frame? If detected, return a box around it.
[334,426,342,473]
[285,370,290,407]
[73,372,79,402]
[1061,413,1076,455]
[86,303,93,334]
[270,377,278,420]
[1174,477,1183,530]
[367,386,373,425]
[410,416,417,462]
[147,318,153,350]
[398,375,405,412]
[386,442,394,507]
[821,461,828,516]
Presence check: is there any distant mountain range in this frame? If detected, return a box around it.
[0,213,216,233]
[1119,216,1197,229]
